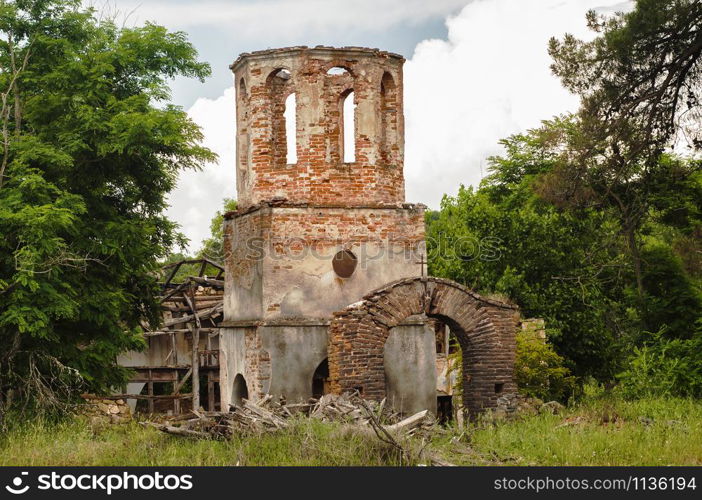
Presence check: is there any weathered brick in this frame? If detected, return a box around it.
[222,47,518,416]
[328,277,519,416]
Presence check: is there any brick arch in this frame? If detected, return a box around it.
[324,63,355,77]
[328,277,520,416]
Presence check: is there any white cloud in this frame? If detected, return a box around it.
[168,0,632,249]
[404,0,630,208]
[166,86,237,250]
[110,0,469,36]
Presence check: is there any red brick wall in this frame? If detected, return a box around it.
[244,327,270,399]
[223,202,426,320]
[232,47,406,209]
[328,277,520,416]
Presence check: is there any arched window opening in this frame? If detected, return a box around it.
[266,68,292,168]
[380,72,397,164]
[342,91,356,163]
[232,374,249,408]
[284,93,297,164]
[312,358,330,399]
[238,77,247,98]
[237,77,249,171]
[327,66,349,76]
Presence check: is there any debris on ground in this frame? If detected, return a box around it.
[142,393,435,441]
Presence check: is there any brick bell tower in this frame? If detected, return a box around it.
[220,47,430,410]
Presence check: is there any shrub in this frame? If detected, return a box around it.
[617,325,702,399]
[515,328,576,402]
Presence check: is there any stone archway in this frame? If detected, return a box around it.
[328,277,520,416]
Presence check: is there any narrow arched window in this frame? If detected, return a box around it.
[284,93,297,164]
[238,77,247,98]
[237,77,249,171]
[266,68,293,168]
[380,72,397,164]
[342,91,355,163]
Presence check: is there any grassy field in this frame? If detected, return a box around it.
[1,395,701,466]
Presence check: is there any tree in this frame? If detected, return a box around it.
[427,126,626,379]
[550,0,702,152]
[0,0,215,417]
[545,0,702,300]
[425,0,702,389]
[427,121,702,381]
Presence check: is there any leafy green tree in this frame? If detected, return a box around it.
[427,125,625,379]
[542,0,702,395]
[639,241,701,341]
[428,116,701,384]
[545,0,702,300]
[430,0,702,393]
[0,0,214,416]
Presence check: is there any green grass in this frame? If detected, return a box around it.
[435,396,702,466]
[0,418,403,466]
[1,396,701,466]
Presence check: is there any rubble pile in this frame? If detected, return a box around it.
[144,393,435,440]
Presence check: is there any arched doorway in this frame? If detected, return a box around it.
[328,277,519,417]
[311,358,330,399]
[231,374,249,408]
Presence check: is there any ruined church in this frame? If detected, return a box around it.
[120,46,519,418]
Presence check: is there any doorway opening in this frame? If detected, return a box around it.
[312,358,330,399]
[437,395,453,424]
[232,374,249,408]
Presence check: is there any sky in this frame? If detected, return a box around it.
[96,0,632,250]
